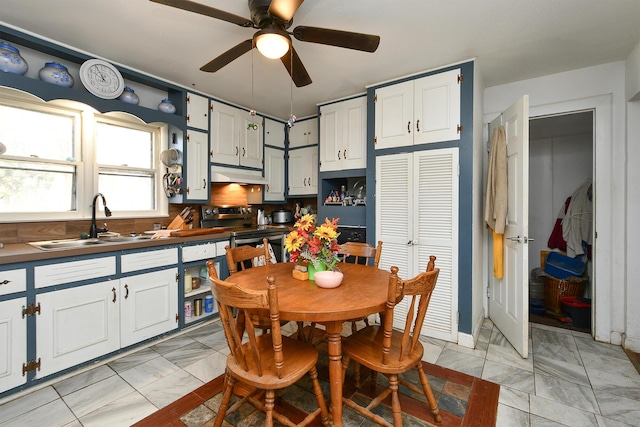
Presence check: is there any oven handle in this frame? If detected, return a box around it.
[232,233,286,246]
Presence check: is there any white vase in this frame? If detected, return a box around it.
[0,41,28,75]
[119,87,139,105]
[39,62,74,88]
[158,99,176,114]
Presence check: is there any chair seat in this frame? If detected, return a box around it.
[343,325,424,374]
[227,335,319,390]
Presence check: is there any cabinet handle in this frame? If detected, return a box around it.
[304,177,307,186]
[235,146,239,156]
[203,178,207,189]
[266,184,270,192]
[343,149,347,159]
[0,279,10,285]
[308,176,312,186]
[407,121,411,133]
[112,287,117,303]
[124,284,129,299]
[416,120,420,133]
[242,147,246,157]
[338,150,341,160]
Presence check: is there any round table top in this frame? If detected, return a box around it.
[224,262,390,323]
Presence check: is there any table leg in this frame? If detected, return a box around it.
[325,321,343,426]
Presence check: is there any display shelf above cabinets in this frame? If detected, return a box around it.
[0,71,186,128]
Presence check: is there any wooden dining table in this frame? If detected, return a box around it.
[224,261,390,426]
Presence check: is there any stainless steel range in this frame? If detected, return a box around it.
[200,206,288,262]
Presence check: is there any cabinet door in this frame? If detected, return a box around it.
[120,268,178,348]
[341,97,367,170]
[185,130,209,201]
[36,281,120,378]
[264,146,285,202]
[413,69,461,145]
[288,146,317,196]
[239,115,263,169]
[210,100,240,165]
[374,80,413,149]
[319,103,341,172]
[186,92,209,131]
[265,118,285,148]
[0,298,26,393]
[289,117,317,148]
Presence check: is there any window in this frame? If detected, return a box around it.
[0,88,167,221]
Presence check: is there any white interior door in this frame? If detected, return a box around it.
[488,95,530,358]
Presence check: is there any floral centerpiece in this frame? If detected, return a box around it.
[285,214,341,278]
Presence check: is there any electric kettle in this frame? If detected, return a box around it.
[257,209,266,225]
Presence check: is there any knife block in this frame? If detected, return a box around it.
[167,214,191,230]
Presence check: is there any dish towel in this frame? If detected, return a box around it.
[484,125,508,278]
[253,243,278,266]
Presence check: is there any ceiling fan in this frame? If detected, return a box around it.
[150,0,381,87]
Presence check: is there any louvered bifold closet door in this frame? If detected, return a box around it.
[414,148,458,341]
[376,148,458,342]
[376,153,414,277]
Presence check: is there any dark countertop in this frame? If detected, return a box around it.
[0,231,234,265]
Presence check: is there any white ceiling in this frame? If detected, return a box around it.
[2,0,639,119]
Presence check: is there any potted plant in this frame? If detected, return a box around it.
[285,214,341,280]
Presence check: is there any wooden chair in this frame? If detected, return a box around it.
[225,237,271,274]
[339,240,383,333]
[341,256,441,426]
[225,238,279,333]
[208,270,330,427]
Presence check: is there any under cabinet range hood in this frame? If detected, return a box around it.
[210,166,268,185]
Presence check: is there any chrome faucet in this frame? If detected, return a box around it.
[89,193,112,238]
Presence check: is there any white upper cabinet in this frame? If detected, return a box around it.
[185,130,209,201]
[288,117,318,148]
[186,92,209,131]
[374,68,461,150]
[210,100,263,169]
[265,118,285,148]
[320,96,367,172]
[264,146,285,202]
[288,145,318,196]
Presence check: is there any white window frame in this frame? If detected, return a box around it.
[0,87,168,222]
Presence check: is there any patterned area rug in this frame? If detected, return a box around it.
[134,342,499,427]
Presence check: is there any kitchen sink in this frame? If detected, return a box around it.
[29,238,108,250]
[29,234,153,250]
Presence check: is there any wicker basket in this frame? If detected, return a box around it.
[544,275,587,314]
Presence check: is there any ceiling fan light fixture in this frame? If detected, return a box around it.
[255,28,290,59]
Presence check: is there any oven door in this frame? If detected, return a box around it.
[231,232,287,263]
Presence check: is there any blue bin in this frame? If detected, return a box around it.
[544,252,586,280]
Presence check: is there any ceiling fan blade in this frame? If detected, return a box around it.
[268,0,304,23]
[150,0,254,27]
[280,46,312,87]
[200,39,254,72]
[293,26,380,52]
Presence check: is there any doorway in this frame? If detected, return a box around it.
[528,111,594,332]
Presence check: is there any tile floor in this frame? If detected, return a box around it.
[1,318,639,426]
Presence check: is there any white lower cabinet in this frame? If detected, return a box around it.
[0,297,27,393]
[36,281,120,378]
[120,268,179,347]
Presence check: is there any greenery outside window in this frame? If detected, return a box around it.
[0,88,168,222]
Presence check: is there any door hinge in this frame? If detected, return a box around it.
[457,124,463,134]
[457,74,464,84]
[374,94,377,102]
[487,287,491,298]
[22,358,41,376]
[185,186,190,194]
[373,136,377,144]
[22,303,41,318]
[186,115,191,124]
[176,313,180,323]
[176,272,180,282]
[185,95,190,103]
